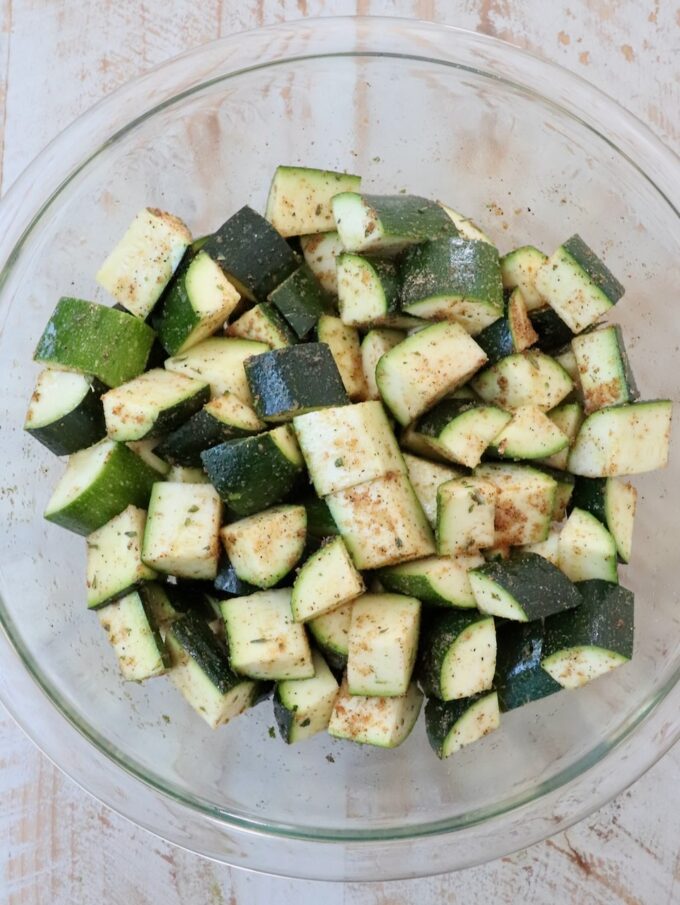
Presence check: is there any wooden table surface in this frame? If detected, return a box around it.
[1,2,678,903]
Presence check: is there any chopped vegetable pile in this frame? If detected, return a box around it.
[24,165,672,756]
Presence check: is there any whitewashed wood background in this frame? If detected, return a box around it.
[1,2,678,903]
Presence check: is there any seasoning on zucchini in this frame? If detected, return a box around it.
[291,536,365,622]
[417,610,496,701]
[328,677,423,748]
[24,370,107,456]
[220,504,307,589]
[268,264,331,339]
[425,691,500,759]
[274,649,339,743]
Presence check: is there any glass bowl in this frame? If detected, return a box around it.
[0,17,678,882]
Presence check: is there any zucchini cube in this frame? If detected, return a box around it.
[86,505,157,608]
[436,477,496,555]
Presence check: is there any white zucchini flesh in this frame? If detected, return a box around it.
[328,678,423,748]
[558,508,618,583]
[265,166,361,237]
[491,405,569,460]
[86,505,156,607]
[164,337,269,402]
[472,352,573,412]
[541,646,629,689]
[361,329,405,401]
[141,482,222,579]
[24,370,93,428]
[441,692,501,757]
[97,591,168,681]
[436,478,497,556]
[291,536,365,623]
[96,207,191,319]
[300,231,345,294]
[522,523,561,566]
[402,453,463,527]
[220,505,307,589]
[275,650,340,742]
[440,617,497,699]
[347,593,421,697]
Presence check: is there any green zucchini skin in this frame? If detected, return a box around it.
[25,376,107,456]
[542,579,634,661]
[45,443,159,536]
[169,611,249,695]
[424,691,498,758]
[494,620,562,711]
[164,580,221,621]
[268,264,332,339]
[302,495,340,539]
[245,343,349,422]
[471,553,582,621]
[365,194,457,242]
[400,237,503,312]
[529,306,576,352]
[417,610,494,700]
[34,298,155,387]
[155,409,259,467]
[201,206,299,301]
[562,235,625,304]
[475,315,514,365]
[213,559,258,597]
[200,430,304,517]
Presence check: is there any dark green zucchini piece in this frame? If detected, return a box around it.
[201,205,299,302]
[201,424,304,516]
[33,297,155,387]
[417,610,496,701]
[273,649,340,743]
[245,343,349,422]
[302,495,340,539]
[415,398,511,469]
[213,558,258,597]
[529,305,576,352]
[541,580,634,688]
[268,264,332,339]
[469,552,581,622]
[425,691,500,759]
[494,620,562,711]
[24,370,107,456]
[571,476,637,563]
[400,237,503,333]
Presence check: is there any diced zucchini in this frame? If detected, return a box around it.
[316,315,368,401]
[417,611,496,701]
[558,508,618,583]
[220,504,307,589]
[156,250,241,355]
[97,590,169,681]
[469,552,581,621]
[96,208,191,319]
[214,559,257,598]
[361,328,405,400]
[500,245,548,311]
[475,288,538,363]
[326,472,435,570]
[220,589,314,680]
[572,326,638,414]
[274,649,340,743]
[489,405,569,460]
[541,580,634,688]
[45,439,158,536]
[245,343,349,422]
[293,400,404,496]
[155,392,263,467]
[308,601,354,670]
[102,369,210,441]
[538,402,584,470]
[268,264,331,339]
[302,495,339,539]
[164,336,269,404]
[529,306,575,352]
[337,254,418,329]
[436,477,496,555]
[474,463,557,546]
[425,691,500,759]
[24,370,106,456]
[300,231,344,294]
[413,399,511,469]
[141,482,222,580]
[34,298,155,387]
[328,677,423,748]
[86,505,156,608]
[200,206,299,302]
[568,401,672,477]
[494,620,562,711]
[439,204,493,244]
[402,452,463,527]
[165,612,259,728]
[572,476,637,563]
[201,424,304,517]
[332,193,456,254]
[291,536,364,622]
[227,302,296,349]
[347,593,421,697]
[471,351,573,412]
[265,165,361,237]
[376,321,488,426]
[522,523,561,566]
[535,234,625,333]
[127,439,171,475]
[378,553,483,608]
[400,237,504,333]
[140,581,184,627]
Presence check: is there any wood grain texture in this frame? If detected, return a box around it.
[0,1,678,903]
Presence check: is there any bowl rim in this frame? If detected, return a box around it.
[0,15,678,880]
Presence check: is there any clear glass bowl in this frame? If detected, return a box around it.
[0,17,678,882]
